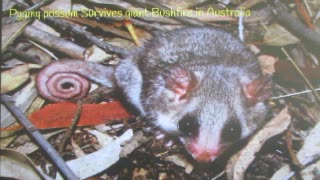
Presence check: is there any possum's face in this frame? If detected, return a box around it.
[176,85,269,162]
[144,66,271,162]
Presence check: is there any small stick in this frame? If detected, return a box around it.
[80,86,114,104]
[0,94,80,180]
[124,19,142,47]
[285,130,303,169]
[58,102,83,153]
[271,87,320,100]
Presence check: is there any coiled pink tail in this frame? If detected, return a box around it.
[36,59,115,102]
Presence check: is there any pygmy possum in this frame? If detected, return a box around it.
[36,27,272,162]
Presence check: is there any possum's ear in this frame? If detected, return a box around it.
[243,75,273,106]
[164,67,201,101]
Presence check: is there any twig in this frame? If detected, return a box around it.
[271,87,320,100]
[211,170,226,180]
[285,130,303,179]
[28,40,59,60]
[80,86,115,104]
[58,102,83,153]
[0,94,80,180]
[124,19,142,46]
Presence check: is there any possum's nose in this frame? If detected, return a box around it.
[195,151,219,162]
[187,143,222,162]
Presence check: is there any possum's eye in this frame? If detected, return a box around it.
[221,120,241,143]
[178,116,199,137]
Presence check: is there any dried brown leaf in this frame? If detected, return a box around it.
[0,148,44,179]
[258,54,278,74]
[264,24,300,46]
[1,64,41,93]
[120,131,151,158]
[85,45,112,62]
[55,130,133,180]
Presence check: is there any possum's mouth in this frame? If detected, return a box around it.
[186,143,227,163]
